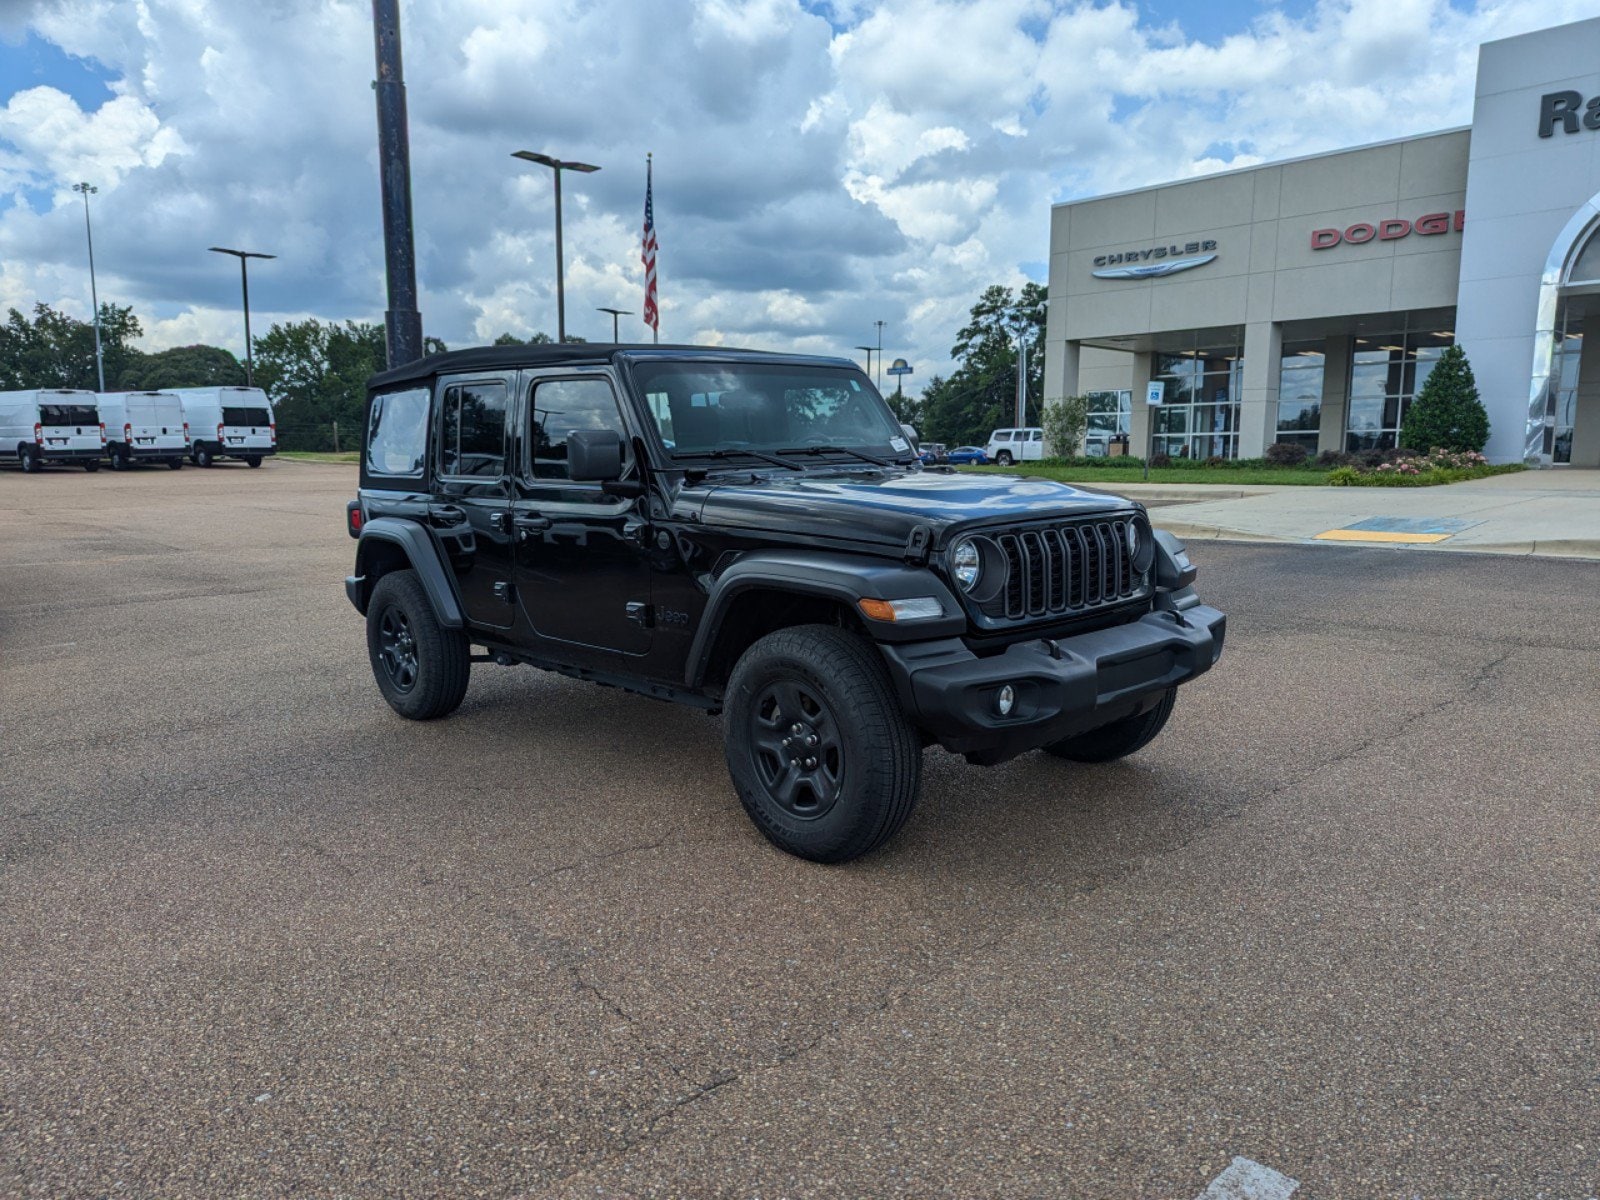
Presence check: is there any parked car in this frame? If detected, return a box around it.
[170,387,277,467]
[98,390,187,470]
[985,427,1045,465]
[945,445,989,465]
[917,442,948,465]
[0,389,104,472]
[345,343,1225,863]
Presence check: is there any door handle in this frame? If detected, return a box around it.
[427,504,467,527]
[514,514,552,539]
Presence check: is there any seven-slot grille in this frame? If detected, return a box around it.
[992,518,1143,621]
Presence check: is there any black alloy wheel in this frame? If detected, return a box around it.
[375,604,419,693]
[746,679,846,820]
[364,569,471,720]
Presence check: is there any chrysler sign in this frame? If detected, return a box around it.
[1092,239,1218,279]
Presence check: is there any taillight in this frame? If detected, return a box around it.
[124,423,132,443]
[346,500,363,538]
[270,422,277,446]
[217,423,224,442]
[183,421,191,445]
[100,423,107,445]
[33,422,42,444]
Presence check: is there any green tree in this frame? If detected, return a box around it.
[1400,345,1490,453]
[916,282,1045,447]
[116,344,245,390]
[253,319,388,452]
[0,302,142,390]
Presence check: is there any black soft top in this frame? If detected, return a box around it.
[366,343,860,393]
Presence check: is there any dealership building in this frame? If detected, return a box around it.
[1044,14,1600,466]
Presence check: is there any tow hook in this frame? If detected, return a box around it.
[1040,638,1063,660]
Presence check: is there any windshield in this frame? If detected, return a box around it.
[631,361,908,459]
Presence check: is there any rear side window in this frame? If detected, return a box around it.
[438,381,507,478]
[993,430,1011,442]
[1031,430,1043,442]
[365,388,429,477]
[222,406,271,426]
[40,404,98,425]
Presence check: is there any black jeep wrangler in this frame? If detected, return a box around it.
[344,344,1225,863]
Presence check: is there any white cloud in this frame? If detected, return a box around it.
[2,0,1600,376]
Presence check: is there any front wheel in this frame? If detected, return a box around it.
[995,450,1013,466]
[1042,688,1176,763]
[18,446,39,473]
[723,624,922,863]
[109,448,130,471]
[365,569,470,720]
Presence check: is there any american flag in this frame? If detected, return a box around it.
[642,155,659,340]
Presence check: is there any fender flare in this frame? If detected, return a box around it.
[685,549,966,687]
[350,517,466,628]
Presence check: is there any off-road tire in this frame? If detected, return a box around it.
[82,459,99,472]
[1042,687,1177,763]
[365,569,470,720]
[195,444,214,468]
[245,455,262,468]
[724,624,921,863]
[996,450,1014,465]
[18,446,39,473]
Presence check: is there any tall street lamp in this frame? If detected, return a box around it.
[855,344,875,377]
[209,247,276,387]
[597,306,632,343]
[874,319,885,394]
[1010,317,1031,428]
[72,182,104,392]
[512,151,600,343]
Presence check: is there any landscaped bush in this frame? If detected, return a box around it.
[1265,441,1309,466]
[1035,455,1146,469]
[1149,452,1173,468]
[1399,345,1490,453]
[1327,447,1517,486]
[1316,449,1356,468]
[1356,448,1387,469]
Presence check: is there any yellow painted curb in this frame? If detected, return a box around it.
[1314,529,1452,544]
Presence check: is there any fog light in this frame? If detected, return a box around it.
[996,685,1016,716]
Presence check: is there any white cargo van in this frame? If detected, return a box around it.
[171,386,276,467]
[98,390,188,470]
[0,389,105,472]
[984,426,1044,465]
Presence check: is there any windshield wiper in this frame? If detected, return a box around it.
[671,447,803,471]
[775,444,894,467]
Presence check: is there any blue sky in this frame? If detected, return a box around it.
[0,0,1593,373]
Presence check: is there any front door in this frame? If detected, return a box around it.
[430,375,514,628]
[511,371,653,659]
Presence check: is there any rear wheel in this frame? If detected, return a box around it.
[365,569,470,720]
[167,457,183,470]
[996,450,1014,465]
[724,624,922,863]
[82,459,99,472]
[18,445,39,473]
[245,455,262,468]
[1042,688,1177,763]
[194,444,214,468]
[109,447,129,470]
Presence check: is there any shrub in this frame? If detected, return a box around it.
[1327,466,1362,486]
[1041,395,1090,457]
[1204,455,1227,467]
[1149,453,1173,469]
[1265,441,1309,466]
[1356,449,1387,468]
[1399,344,1490,453]
[1384,446,1422,461]
[1316,449,1355,468]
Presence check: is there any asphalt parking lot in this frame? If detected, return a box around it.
[2,459,1598,1199]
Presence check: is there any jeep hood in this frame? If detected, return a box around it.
[694,468,1133,546]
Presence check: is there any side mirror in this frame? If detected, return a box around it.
[900,423,920,449]
[567,428,625,481]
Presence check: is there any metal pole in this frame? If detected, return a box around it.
[239,256,254,387]
[553,166,566,342]
[75,184,105,391]
[874,320,885,394]
[1016,336,1027,428]
[371,0,423,369]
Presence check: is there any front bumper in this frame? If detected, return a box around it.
[880,603,1226,763]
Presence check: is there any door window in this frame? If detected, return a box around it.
[438,381,508,478]
[527,377,632,499]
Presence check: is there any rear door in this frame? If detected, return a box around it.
[39,402,101,452]
[430,375,515,629]
[130,399,185,451]
[221,404,274,451]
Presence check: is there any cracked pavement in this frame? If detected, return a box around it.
[2,462,1598,1198]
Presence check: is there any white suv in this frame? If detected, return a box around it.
[985,427,1044,465]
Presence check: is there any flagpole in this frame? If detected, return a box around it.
[649,153,658,344]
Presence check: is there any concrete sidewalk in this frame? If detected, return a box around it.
[1084,469,1600,558]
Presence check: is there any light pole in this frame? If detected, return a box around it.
[208,247,275,387]
[512,151,600,343]
[72,182,104,392]
[874,319,885,393]
[1010,317,1031,428]
[597,306,632,343]
[854,345,875,378]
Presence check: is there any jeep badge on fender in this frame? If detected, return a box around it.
[344,343,1226,863]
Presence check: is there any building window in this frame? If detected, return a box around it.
[1084,390,1131,456]
[1345,330,1453,452]
[1276,344,1324,452]
[1153,341,1242,460]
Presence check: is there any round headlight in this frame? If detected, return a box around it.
[1128,515,1155,573]
[951,538,982,592]
[1126,520,1141,559]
